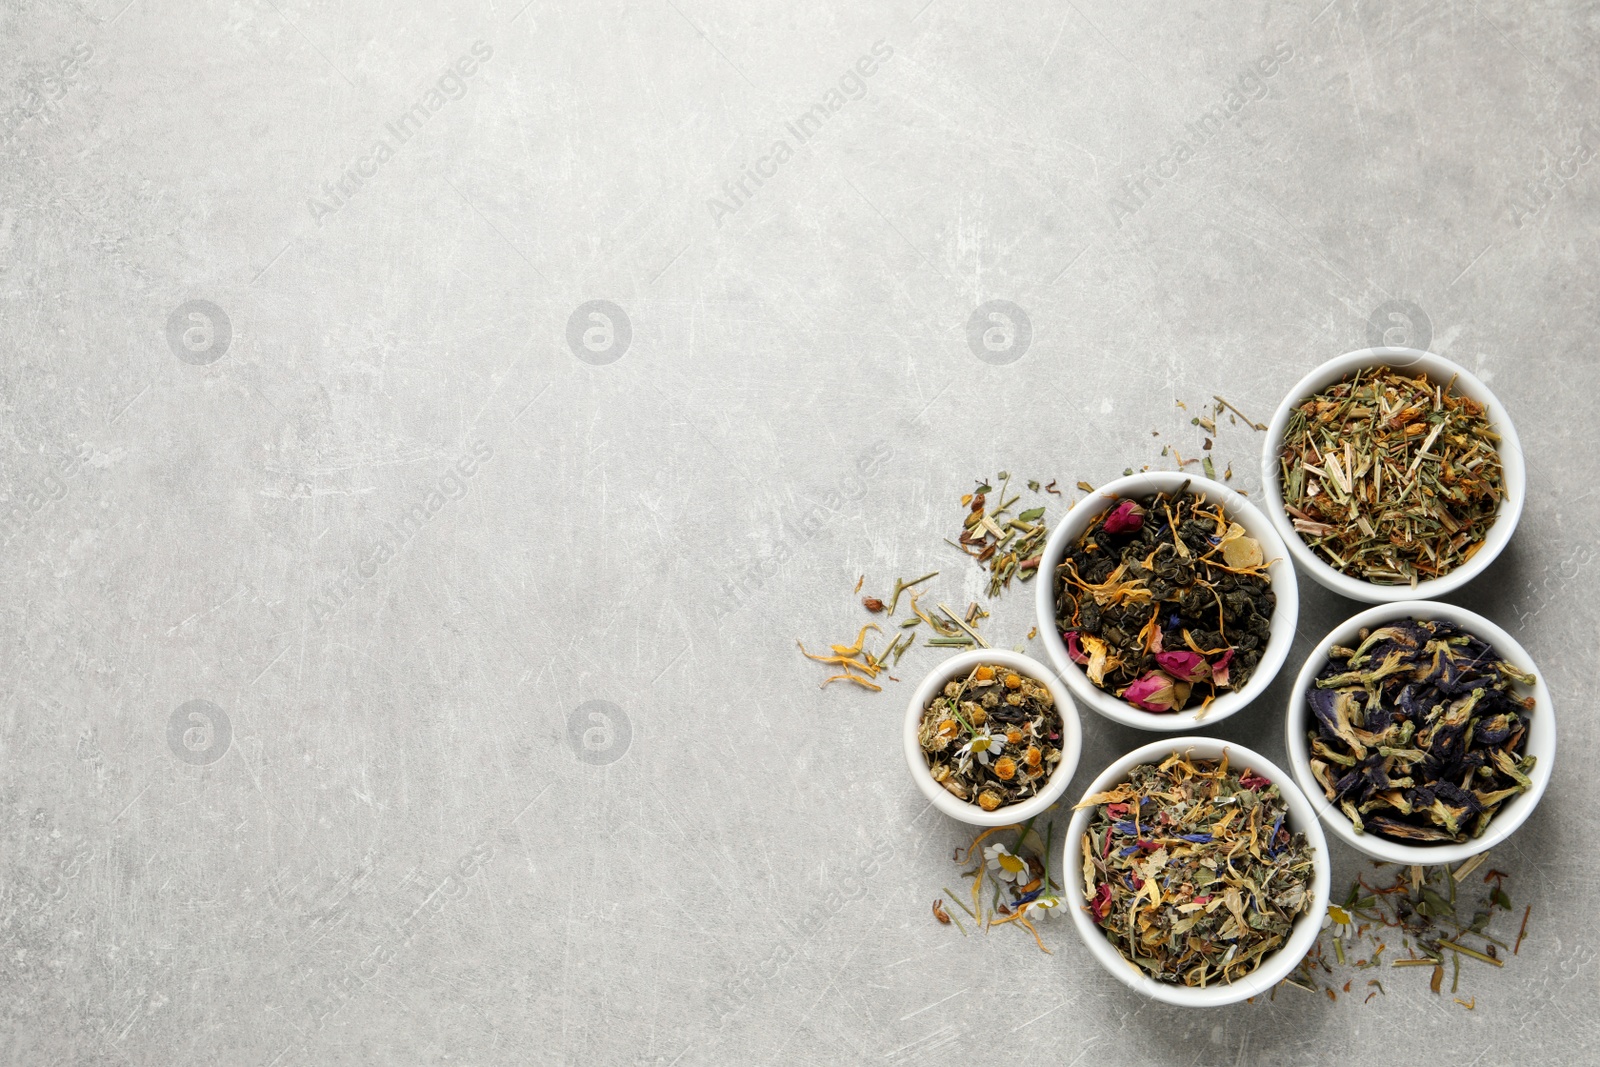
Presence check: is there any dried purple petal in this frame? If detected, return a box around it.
[1305,617,1537,845]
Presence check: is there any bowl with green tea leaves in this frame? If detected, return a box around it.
[1284,600,1555,866]
[1034,472,1299,732]
[1064,738,1330,1006]
[1261,347,1525,602]
[904,649,1082,826]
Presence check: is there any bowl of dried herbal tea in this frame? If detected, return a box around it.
[1065,738,1330,1006]
[904,649,1082,826]
[1284,600,1554,866]
[1034,472,1298,732]
[1261,347,1525,603]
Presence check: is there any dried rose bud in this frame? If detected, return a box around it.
[862,597,885,613]
[1101,499,1145,534]
[1121,670,1181,712]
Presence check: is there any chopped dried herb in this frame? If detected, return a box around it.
[1304,618,1537,845]
[885,571,938,616]
[1287,859,1523,1002]
[1213,395,1267,431]
[935,821,1065,952]
[1076,752,1315,987]
[951,473,1051,596]
[1053,484,1275,715]
[1278,367,1505,585]
[918,663,1064,811]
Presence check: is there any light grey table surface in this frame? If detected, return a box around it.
[3,1,1596,1064]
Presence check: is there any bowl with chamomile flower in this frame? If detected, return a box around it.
[904,649,1082,826]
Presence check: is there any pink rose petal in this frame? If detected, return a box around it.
[1155,650,1210,684]
[1211,648,1235,689]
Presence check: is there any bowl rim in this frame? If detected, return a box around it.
[1258,347,1527,604]
[1032,471,1300,732]
[1282,599,1555,865]
[1062,736,1332,1007]
[902,648,1083,827]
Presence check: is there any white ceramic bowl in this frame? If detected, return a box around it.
[1033,472,1299,732]
[1283,600,1555,865]
[1063,737,1331,1007]
[1260,347,1526,603]
[903,649,1082,826]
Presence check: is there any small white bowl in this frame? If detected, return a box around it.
[1063,737,1331,1007]
[1283,600,1555,865]
[1033,472,1299,732]
[903,649,1082,826]
[1260,347,1526,603]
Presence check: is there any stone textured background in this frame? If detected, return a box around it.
[3,1,1597,1064]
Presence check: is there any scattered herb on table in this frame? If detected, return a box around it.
[1285,856,1523,1004]
[796,624,901,691]
[917,663,1064,811]
[1213,395,1268,431]
[1077,752,1315,986]
[1278,367,1505,585]
[933,820,1066,952]
[1305,618,1537,845]
[950,472,1051,597]
[1053,484,1276,715]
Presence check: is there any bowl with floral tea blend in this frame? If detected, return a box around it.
[1036,472,1298,732]
[1263,349,1525,603]
[1285,601,1554,865]
[1065,740,1329,1007]
[904,650,1081,826]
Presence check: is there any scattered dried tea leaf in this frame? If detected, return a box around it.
[950,473,1051,597]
